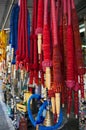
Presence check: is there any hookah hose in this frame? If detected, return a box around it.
[51,0,62,118]
[16,0,30,71]
[71,0,85,99]
[36,0,44,60]
[26,11,30,72]
[62,0,68,105]
[66,0,75,117]
[58,0,65,107]
[43,0,51,90]
[71,0,80,118]
[28,94,63,129]
[24,0,30,68]
[33,0,38,85]
[29,0,37,84]
[9,4,19,64]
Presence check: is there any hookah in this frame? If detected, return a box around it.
[28,0,63,130]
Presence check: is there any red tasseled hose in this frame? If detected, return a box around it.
[29,0,36,85]
[66,0,75,116]
[16,0,29,70]
[63,0,68,104]
[24,0,29,66]
[43,0,51,62]
[42,0,52,88]
[51,0,62,93]
[58,0,65,107]
[71,0,85,99]
[36,0,44,85]
[33,0,38,84]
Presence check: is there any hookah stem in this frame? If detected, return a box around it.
[43,0,51,93]
[66,0,75,117]
[63,0,68,104]
[36,0,44,87]
[51,0,61,117]
[36,0,43,62]
[71,0,84,99]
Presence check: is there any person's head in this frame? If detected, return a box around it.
[60,119,79,130]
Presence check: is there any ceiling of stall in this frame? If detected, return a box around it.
[0,0,86,30]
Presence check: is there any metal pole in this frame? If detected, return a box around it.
[2,0,15,30]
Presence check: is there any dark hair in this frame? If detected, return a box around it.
[60,119,79,130]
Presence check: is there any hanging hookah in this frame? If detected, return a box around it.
[28,0,63,130]
[50,0,62,120]
[29,0,38,94]
[9,3,19,79]
[35,0,44,93]
[71,0,85,118]
[66,0,75,118]
[58,0,65,109]
[16,0,30,82]
[71,0,85,101]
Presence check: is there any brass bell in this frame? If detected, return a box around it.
[43,109,54,126]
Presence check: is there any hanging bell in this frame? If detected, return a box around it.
[43,109,54,126]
